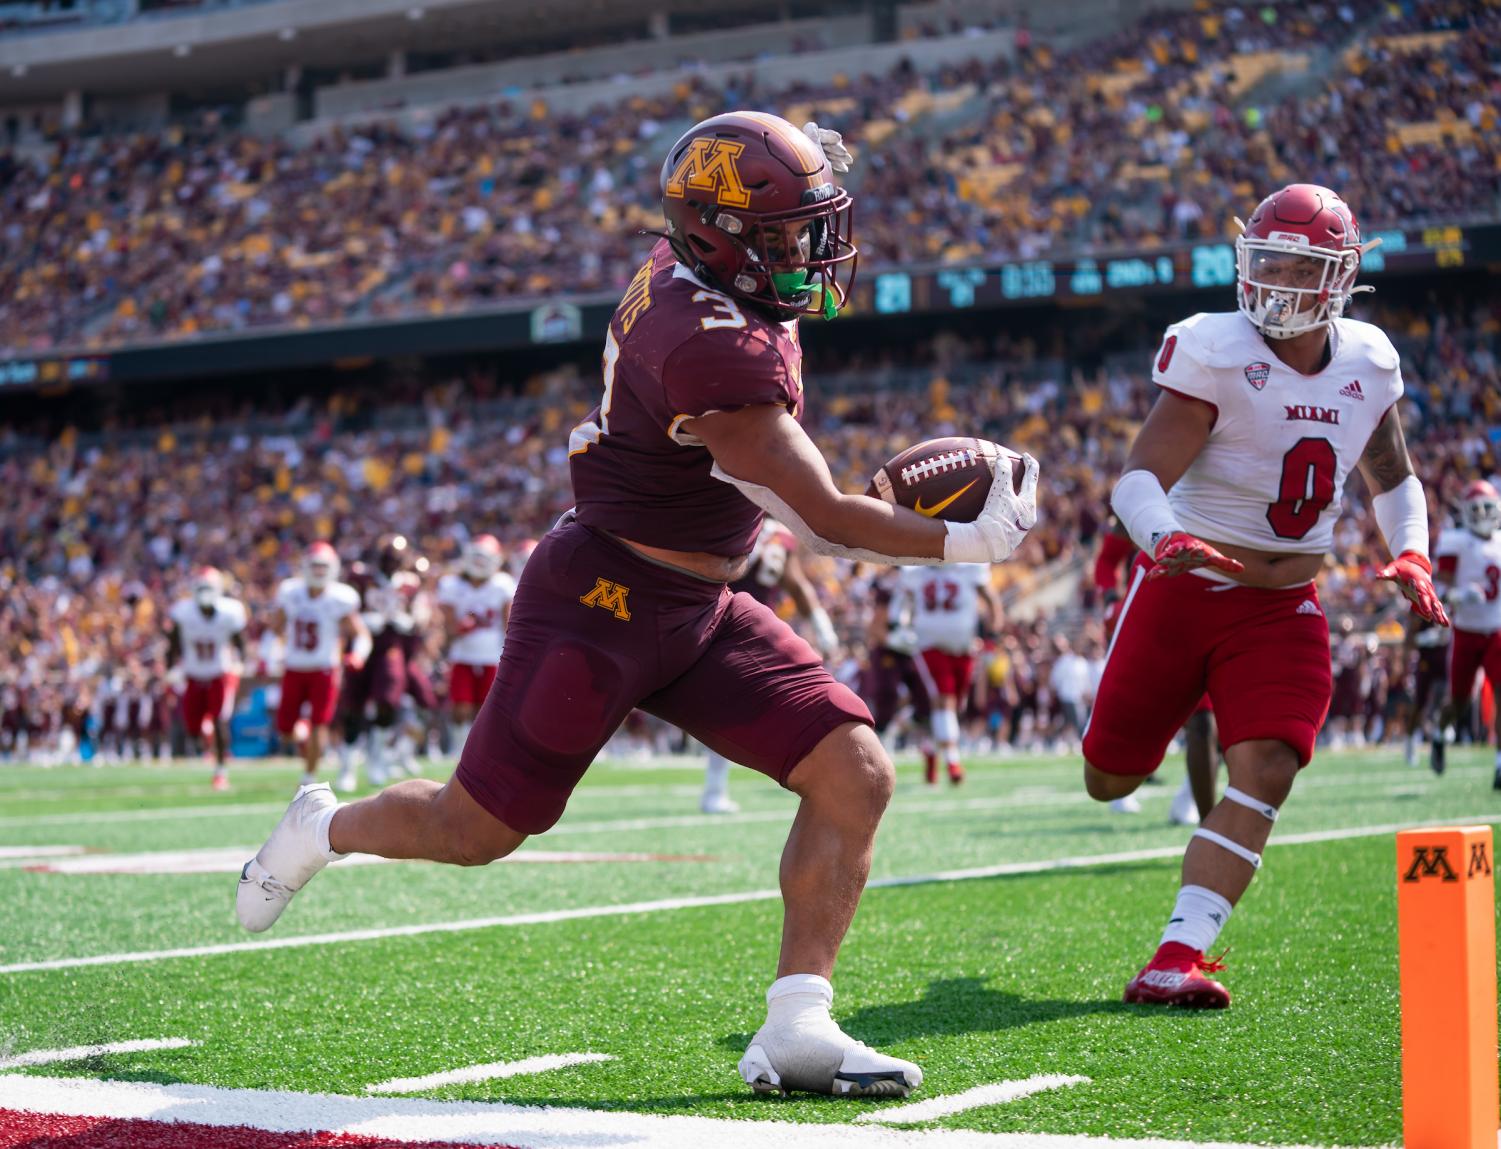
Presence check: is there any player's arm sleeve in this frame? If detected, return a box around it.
[660,332,796,445]
[435,576,457,607]
[227,601,248,633]
[1150,321,1220,422]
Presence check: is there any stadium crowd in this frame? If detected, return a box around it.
[2,293,1496,764]
[1,0,1497,352]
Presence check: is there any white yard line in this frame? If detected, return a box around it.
[366,1053,614,1094]
[856,1076,1090,1125]
[0,763,1484,833]
[5,812,1499,977]
[0,846,87,860]
[0,1072,1369,1149]
[7,847,712,876]
[0,1038,195,1068]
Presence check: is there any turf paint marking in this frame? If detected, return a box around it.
[16,848,713,876]
[855,1076,1090,1124]
[6,812,1501,976]
[0,846,86,860]
[0,1038,195,1069]
[0,1073,1383,1148]
[366,1053,615,1094]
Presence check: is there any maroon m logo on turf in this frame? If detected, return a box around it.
[1403,846,1459,883]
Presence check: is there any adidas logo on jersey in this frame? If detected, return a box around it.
[1339,379,1365,401]
[1296,600,1323,617]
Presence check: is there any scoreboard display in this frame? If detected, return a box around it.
[852,222,1494,318]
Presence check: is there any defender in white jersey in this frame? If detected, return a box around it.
[437,535,516,754]
[899,563,996,784]
[166,567,247,790]
[270,542,371,783]
[1432,480,1501,784]
[1085,184,1449,1009]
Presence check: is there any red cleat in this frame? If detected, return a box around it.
[947,762,965,786]
[922,747,938,786]
[211,772,230,793]
[1123,942,1231,1009]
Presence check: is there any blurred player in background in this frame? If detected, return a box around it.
[863,568,935,773]
[899,563,996,785]
[239,111,1037,1099]
[700,518,838,813]
[166,566,247,791]
[272,542,370,785]
[1091,184,1449,1008]
[437,534,515,757]
[1432,479,1501,783]
[1402,614,1450,769]
[338,535,432,791]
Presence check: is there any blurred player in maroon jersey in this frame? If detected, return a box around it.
[240,112,1037,1098]
[862,568,935,773]
[700,518,838,813]
[336,535,431,791]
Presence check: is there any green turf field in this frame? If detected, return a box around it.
[1,747,1497,1146]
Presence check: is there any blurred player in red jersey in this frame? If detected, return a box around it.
[239,112,1038,1098]
[165,567,247,791]
[437,534,516,756]
[271,542,370,785]
[897,563,997,785]
[1431,480,1501,783]
[700,517,838,813]
[1090,184,1449,1009]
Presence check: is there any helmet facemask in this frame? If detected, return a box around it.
[735,186,857,320]
[1236,233,1360,340]
[1463,490,1501,539]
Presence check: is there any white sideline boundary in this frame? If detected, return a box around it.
[366,1053,614,1094]
[0,1073,1371,1149]
[6,847,711,875]
[0,1038,195,1068]
[4,813,1499,976]
[855,1076,1090,1124]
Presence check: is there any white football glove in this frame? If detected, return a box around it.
[943,452,1040,564]
[802,121,854,173]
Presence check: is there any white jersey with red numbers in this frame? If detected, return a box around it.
[900,563,990,654]
[437,571,516,666]
[276,578,360,671]
[1152,312,1403,555]
[169,597,247,680]
[1436,527,1501,632]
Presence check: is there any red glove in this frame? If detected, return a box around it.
[1148,531,1246,580]
[1376,551,1450,627]
[457,615,480,635]
[343,652,365,672]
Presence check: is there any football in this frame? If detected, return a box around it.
[866,437,1023,522]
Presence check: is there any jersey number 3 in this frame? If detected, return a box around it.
[1266,437,1337,540]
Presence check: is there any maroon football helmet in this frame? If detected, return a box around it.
[659,111,856,321]
[1236,183,1365,340]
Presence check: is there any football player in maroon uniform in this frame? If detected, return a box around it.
[239,112,1037,1098]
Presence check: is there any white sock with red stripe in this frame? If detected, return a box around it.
[1159,884,1232,955]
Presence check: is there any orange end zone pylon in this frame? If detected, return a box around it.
[1397,825,1498,1149]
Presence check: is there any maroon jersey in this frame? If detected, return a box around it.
[569,239,805,558]
[731,521,799,609]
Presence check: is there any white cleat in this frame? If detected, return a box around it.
[700,793,740,815]
[1109,794,1142,815]
[236,783,343,933]
[1168,782,1200,826]
[334,764,358,794]
[739,1024,922,1098]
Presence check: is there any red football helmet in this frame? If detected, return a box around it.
[463,534,503,580]
[1236,183,1365,340]
[660,111,856,321]
[1460,479,1500,539]
[303,541,340,589]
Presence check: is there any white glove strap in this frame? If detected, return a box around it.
[349,631,372,665]
[1112,469,1183,554]
[944,520,993,563]
[1371,475,1429,560]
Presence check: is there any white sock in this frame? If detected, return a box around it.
[1494,749,1501,773]
[1160,884,1233,954]
[765,974,834,1030]
[453,722,472,756]
[703,752,731,801]
[312,804,347,861]
[337,742,354,772]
